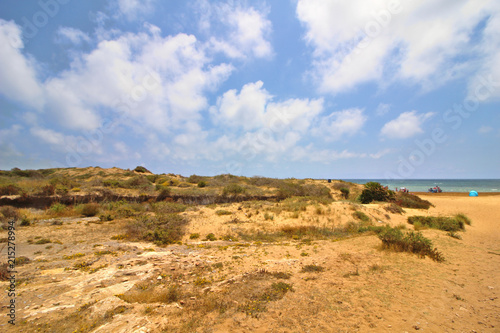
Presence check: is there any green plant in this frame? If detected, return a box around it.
[340,187,350,199]
[77,203,100,217]
[35,238,51,245]
[301,265,324,273]
[222,184,245,196]
[352,211,370,222]
[205,233,217,241]
[190,233,200,239]
[378,227,444,262]
[216,209,232,216]
[134,166,150,173]
[50,203,66,214]
[407,215,467,232]
[125,214,188,245]
[384,203,405,214]
[359,182,393,204]
[197,181,207,188]
[393,192,433,209]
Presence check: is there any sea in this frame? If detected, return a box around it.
[343,179,500,193]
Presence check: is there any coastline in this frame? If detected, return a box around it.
[414,191,500,197]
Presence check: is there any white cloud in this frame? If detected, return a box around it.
[296,0,499,94]
[0,20,43,109]
[380,111,434,139]
[211,81,323,133]
[199,1,273,59]
[56,27,91,45]
[313,108,366,141]
[115,0,156,20]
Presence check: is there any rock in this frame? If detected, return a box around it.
[157,276,162,280]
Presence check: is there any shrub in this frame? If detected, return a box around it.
[359,182,393,204]
[407,215,467,232]
[0,184,21,196]
[393,192,433,209]
[126,176,152,189]
[384,203,405,214]
[190,233,200,239]
[197,181,207,188]
[49,203,66,214]
[152,202,187,214]
[77,203,100,217]
[134,166,150,173]
[222,184,245,196]
[156,188,171,201]
[455,213,472,226]
[37,184,55,196]
[352,211,370,222]
[216,209,232,216]
[0,206,19,221]
[20,216,31,226]
[340,187,350,199]
[205,233,217,241]
[301,265,324,273]
[378,227,444,262]
[125,214,188,245]
[187,175,206,184]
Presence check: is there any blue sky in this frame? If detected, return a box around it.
[0,0,499,179]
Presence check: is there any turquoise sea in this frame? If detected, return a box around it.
[344,179,500,193]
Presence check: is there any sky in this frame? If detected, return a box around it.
[0,0,499,179]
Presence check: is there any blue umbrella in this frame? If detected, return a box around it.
[469,190,478,197]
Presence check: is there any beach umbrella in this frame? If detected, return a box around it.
[469,190,478,197]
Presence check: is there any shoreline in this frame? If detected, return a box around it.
[414,192,500,197]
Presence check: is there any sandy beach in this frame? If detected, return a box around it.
[1,189,499,332]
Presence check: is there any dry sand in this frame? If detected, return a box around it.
[1,193,499,332]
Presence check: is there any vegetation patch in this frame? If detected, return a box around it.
[301,264,325,273]
[378,227,444,262]
[407,214,470,232]
[125,213,188,245]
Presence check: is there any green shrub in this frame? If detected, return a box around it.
[216,209,232,216]
[407,215,467,232]
[125,214,188,245]
[190,233,200,239]
[0,184,21,196]
[359,182,393,204]
[393,192,433,209]
[77,203,100,217]
[340,187,350,199]
[197,181,207,188]
[352,211,370,222]
[152,202,187,214]
[49,203,66,214]
[455,213,472,226]
[301,265,324,273]
[222,184,245,196]
[205,233,217,241]
[378,227,444,262]
[134,166,150,173]
[0,206,19,221]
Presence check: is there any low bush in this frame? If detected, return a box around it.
[125,213,188,245]
[152,202,187,214]
[378,226,444,262]
[340,187,350,199]
[0,184,21,196]
[301,265,324,273]
[384,203,405,214]
[222,184,245,196]
[0,206,19,221]
[134,166,150,173]
[77,203,100,217]
[352,211,370,222]
[407,215,468,232]
[359,182,393,204]
[393,192,433,209]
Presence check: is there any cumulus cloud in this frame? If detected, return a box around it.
[313,108,366,141]
[198,1,273,59]
[0,20,43,109]
[210,81,323,133]
[296,0,500,94]
[380,111,434,139]
[115,0,156,20]
[56,27,91,45]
